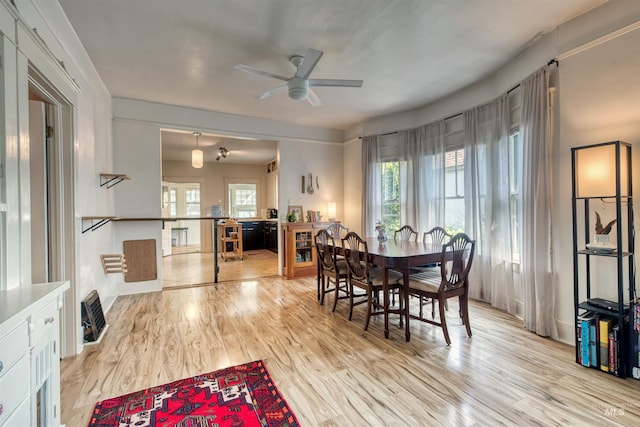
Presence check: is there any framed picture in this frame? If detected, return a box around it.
[288,205,303,222]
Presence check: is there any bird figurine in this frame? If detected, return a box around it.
[595,211,616,234]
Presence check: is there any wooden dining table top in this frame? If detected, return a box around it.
[363,238,444,267]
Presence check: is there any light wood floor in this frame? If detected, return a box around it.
[60,276,640,427]
[162,249,278,288]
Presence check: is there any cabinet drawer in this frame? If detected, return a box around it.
[30,299,58,346]
[0,396,29,427]
[0,323,28,379]
[0,356,29,426]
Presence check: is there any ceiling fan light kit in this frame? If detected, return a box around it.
[235,48,363,106]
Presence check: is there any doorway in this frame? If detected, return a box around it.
[160,130,279,288]
[28,74,76,358]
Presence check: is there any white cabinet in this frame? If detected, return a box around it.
[0,281,69,426]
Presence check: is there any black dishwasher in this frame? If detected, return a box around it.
[264,221,278,253]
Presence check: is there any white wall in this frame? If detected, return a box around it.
[1,0,117,356]
[343,0,640,344]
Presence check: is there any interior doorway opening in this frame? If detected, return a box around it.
[160,130,280,289]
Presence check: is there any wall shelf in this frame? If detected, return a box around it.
[81,216,120,233]
[100,173,130,188]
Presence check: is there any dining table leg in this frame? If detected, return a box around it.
[403,268,411,342]
[383,267,390,339]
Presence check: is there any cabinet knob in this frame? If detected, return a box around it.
[0,360,3,373]
[0,403,3,416]
[44,316,55,325]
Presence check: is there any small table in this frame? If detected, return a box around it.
[218,222,243,261]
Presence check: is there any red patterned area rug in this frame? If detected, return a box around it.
[88,360,300,427]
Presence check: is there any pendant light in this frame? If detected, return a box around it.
[192,132,203,168]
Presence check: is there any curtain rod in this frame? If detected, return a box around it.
[359,58,558,140]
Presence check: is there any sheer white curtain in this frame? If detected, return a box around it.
[520,65,557,337]
[464,94,517,313]
[362,121,445,235]
[403,122,446,233]
[362,135,384,235]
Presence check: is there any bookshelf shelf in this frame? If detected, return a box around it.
[571,141,637,379]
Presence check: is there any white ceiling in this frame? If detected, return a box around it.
[161,130,277,164]
[59,0,607,163]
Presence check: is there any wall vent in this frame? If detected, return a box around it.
[81,290,106,343]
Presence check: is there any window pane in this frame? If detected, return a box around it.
[445,148,465,233]
[381,161,400,231]
[229,183,257,218]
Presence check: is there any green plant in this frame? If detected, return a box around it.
[286,212,297,222]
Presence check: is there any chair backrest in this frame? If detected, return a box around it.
[438,233,475,293]
[394,225,418,241]
[327,222,349,242]
[342,231,369,282]
[423,226,451,245]
[315,229,337,272]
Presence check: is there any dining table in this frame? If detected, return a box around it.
[362,238,445,342]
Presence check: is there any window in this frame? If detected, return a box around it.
[169,189,177,216]
[228,183,257,218]
[444,147,465,235]
[509,131,521,263]
[185,188,200,216]
[381,161,400,231]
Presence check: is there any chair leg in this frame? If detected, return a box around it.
[332,277,340,312]
[348,282,355,321]
[438,298,451,345]
[419,295,424,318]
[319,275,326,306]
[364,289,373,331]
[460,295,472,338]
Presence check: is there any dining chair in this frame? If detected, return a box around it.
[406,233,475,345]
[416,226,453,315]
[394,225,418,241]
[389,224,418,305]
[315,229,350,311]
[342,232,404,330]
[327,222,349,241]
[423,226,451,245]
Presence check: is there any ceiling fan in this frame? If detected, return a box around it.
[234,48,363,106]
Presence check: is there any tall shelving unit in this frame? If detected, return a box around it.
[571,141,636,378]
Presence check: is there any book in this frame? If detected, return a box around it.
[609,327,616,373]
[589,315,598,368]
[576,316,583,365]
[599,317,615,372]
[612,323,620,376]
[580,313,595,367]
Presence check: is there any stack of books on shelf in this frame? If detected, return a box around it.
[576,304,629,377]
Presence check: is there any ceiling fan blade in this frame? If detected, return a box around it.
[295,48,323,79]
[309,79,363,87]
[307,89,322,107]
[234,64,289,82]
[256,84,288,100]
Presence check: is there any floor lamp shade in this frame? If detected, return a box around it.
[575,142,629,198]
[327,202,336,220]
[192,149,203,168]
